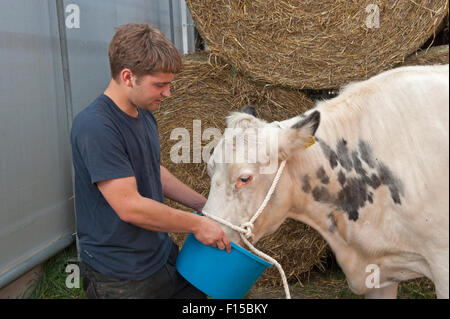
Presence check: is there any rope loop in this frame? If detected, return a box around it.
[240,222,254,238]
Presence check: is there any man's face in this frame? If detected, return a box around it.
[129,72,175,111]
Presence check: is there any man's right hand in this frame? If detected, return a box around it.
[193,216,232,253]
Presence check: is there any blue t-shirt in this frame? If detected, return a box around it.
[70,94,172,280]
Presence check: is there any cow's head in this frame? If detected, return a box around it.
[203,106,321,245]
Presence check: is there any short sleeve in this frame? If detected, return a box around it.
[73,117,134,184]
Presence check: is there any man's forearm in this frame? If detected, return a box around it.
[96,175,230,251]
[127,196,202,233]
[126,195,230,251]
[160,165,207,211]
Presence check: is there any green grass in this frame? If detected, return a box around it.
[28,244,436,299]
[397,277,436,299]
[27,244,85,299]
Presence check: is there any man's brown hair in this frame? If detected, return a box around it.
[108,23,182,80]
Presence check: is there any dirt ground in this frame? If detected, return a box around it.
[247,270,359,299]
[246,268,436,299]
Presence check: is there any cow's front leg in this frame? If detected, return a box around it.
[364,283,399,299]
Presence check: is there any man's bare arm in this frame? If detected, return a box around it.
[96,176,230,252]
[160,165,206,212]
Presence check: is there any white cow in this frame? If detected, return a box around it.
[203,65,449,298]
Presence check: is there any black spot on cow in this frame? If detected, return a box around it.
[359,140,376,168]
[368,192,374,204]
[378,163,404,204]
[312,186,332,203]
[338,170,346,186]
[352,151,366,176]
[302,175,311,193]
[336,139,353,171]
[316,167,330,184]
[352,150,382,189]
[304,137,404,222]
[348,210,359,221]
[336,177,368,221]
[316,137,338,169]
[366,173,381,189]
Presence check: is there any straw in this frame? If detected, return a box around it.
[186,0,448,89]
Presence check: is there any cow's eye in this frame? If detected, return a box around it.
[236,175,253,189]
[240,176,251,183]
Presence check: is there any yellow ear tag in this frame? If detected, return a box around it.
[304,136,315,149]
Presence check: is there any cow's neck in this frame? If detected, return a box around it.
[286,145,351,246]
[284,103,369,254]
[282,137,373,291]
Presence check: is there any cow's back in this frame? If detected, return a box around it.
[359,65,449,212]
[316,64,449,254]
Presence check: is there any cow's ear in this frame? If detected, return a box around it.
[278,111,321,160]
[226,110,265,129]
[291,111,321,134]
[240,105,257,117]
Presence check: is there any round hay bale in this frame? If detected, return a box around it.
[401,44,449,66]
[186,0,449,89]
[155,52,328,286]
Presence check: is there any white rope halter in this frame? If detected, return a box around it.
[202,159,291,299]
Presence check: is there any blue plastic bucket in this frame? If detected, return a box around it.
[176,233,273,299]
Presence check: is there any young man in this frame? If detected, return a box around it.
[70,23,231,299]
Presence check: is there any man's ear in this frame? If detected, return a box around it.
[120,68,134,87]
[278,111,321,160]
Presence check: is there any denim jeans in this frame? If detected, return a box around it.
[80,242,206,299]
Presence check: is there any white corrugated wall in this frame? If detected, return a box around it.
[0,0,196,289]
